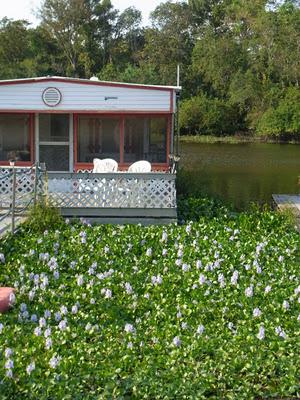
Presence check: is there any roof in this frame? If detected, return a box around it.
[0,76,182,92]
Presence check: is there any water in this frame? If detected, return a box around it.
[180,142,300,210]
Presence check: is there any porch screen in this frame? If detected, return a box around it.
[124,117,167,163]
[78,117,120,162]
[0,114,30,162]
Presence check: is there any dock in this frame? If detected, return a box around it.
[272,194,300,232]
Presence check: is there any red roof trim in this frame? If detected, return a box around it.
[0,77,178,92]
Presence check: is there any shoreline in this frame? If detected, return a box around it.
[179,134,300,145]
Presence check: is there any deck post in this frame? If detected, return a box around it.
[33,162,39,206]
[10,162,16,234]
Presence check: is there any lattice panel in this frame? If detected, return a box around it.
[48,174,176,209]
[0,167,46,209]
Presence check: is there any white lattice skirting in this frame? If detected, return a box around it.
[47,172,176,209]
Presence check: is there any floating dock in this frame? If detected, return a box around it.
[272,194,300,232]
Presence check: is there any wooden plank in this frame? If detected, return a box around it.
[59,207,177,218]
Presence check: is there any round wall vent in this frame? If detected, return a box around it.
[42,87,62,107]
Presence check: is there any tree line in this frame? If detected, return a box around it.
[1,0,300,137]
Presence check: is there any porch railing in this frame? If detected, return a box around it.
[47,172,176,209]
[0,164,46,233]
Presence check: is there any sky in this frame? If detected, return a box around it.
[0,0,165,26]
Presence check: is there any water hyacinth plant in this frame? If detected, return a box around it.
[0,203,299,399]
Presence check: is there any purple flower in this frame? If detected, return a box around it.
[77,275,84,286]
[55,312,62,322]
[182,263,190,272]
[6,369,13,378]
[60,306,68,315]
[185,224,192,234]
[196,324,205,336]
[146,248,152,257]
[45,338,52,349]
[58,319,67,331]
[0,253,5,263]
[161,231,168,242]
[49,355,61,369]
[257,325,265,340]
[34,327,42,336]
[199,274,206,285]
[253,308,262,318]
[125,282,133,294]
[71,305,78,314]
[104,288,112,299]
[5,348,13,358]
[245,285,254,298]
[283,300,290,310]
[53,270,60,280]
[230,271,239,285]
[39,317,46,327]
[172,336,181,347]
[275,326,287,339]
[124,323,135,334]
[265,285,272,294]
[26,362,35,375]
[5,359,14,369]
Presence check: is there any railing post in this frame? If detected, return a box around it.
[10,162,16,234]
[33,162,39,206]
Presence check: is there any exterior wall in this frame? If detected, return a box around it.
[0,81,173,113]
[0,78,178,171]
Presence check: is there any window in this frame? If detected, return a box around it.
[78,116,120,163]
[0,114,30,162]
[39,114,69,142]
[124,117,167,163]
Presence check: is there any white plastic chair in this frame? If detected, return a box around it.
[128,160,151,173]
[93,158,118,173]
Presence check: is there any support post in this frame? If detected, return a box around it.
[33,162,39,206]
[10,162,16,234]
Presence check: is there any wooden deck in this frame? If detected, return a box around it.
[272,194,300,231]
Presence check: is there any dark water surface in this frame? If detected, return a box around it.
[180,142,300,210]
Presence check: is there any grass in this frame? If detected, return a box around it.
[180,134,300,144]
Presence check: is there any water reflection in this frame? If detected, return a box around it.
[180,142,300,210]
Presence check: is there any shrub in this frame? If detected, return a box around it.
[24,202,64,232]
[257,87,300,136]
[180,92,238,135]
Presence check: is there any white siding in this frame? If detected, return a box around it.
[0,81,172,112]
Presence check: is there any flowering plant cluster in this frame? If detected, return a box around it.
[0,206,299,399]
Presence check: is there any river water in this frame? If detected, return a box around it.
[180,142,300,210]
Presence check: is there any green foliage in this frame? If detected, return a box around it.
[0,205,299,398]
[180,92,238,135]
[177,195,230,221]
[24,202,64,232]
[257,87,300,136]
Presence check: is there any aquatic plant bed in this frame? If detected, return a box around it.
[0,209,299,399]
